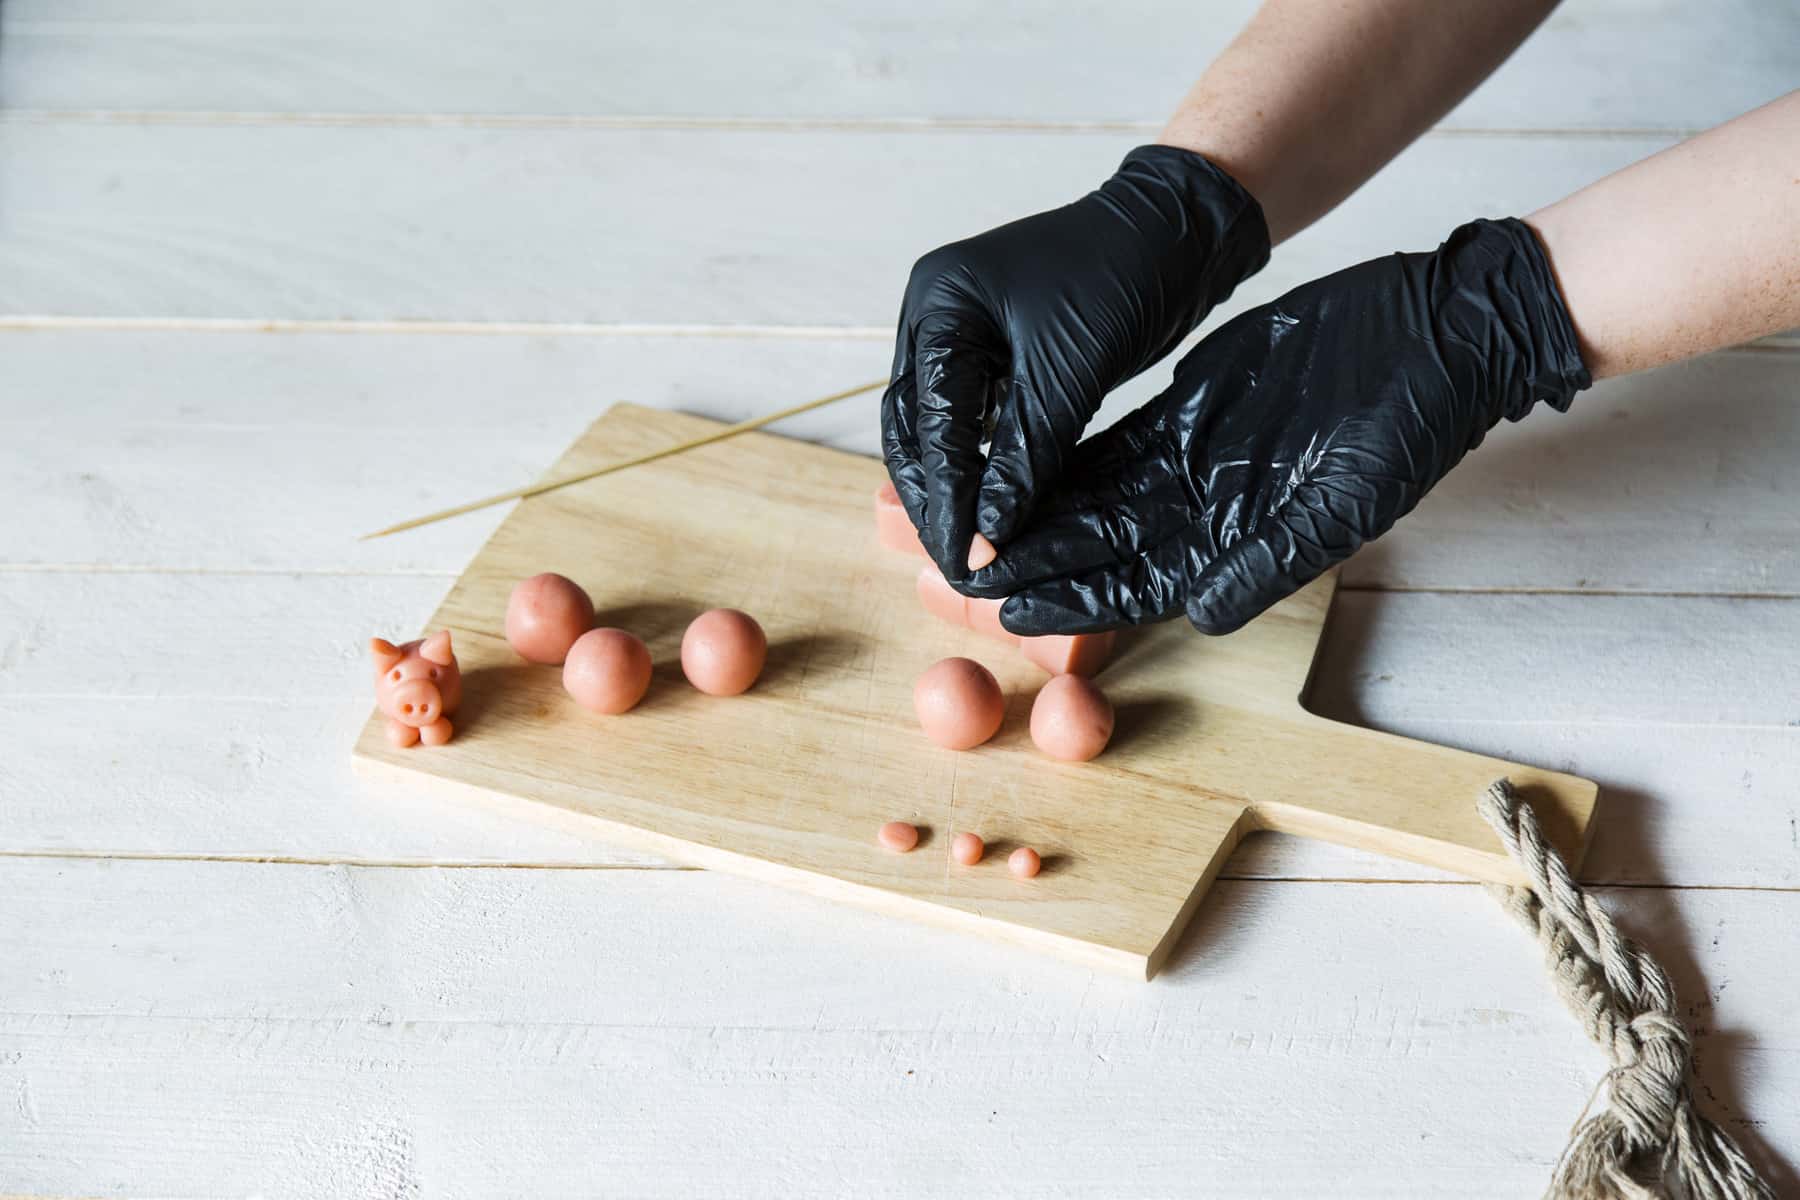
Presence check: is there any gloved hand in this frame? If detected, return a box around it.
[881,144,1270,581]
[966,217,1592,635]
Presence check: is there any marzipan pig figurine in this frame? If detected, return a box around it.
[371,631,462,747]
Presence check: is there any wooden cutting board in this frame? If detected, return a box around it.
[353,403,1598,979]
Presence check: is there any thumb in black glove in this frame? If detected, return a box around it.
[964,217,1592,635]
[881,145,1269,581]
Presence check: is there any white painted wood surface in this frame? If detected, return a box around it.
[0,122,1674,329]
[4,0,1794,130]
[5,332,1798,591]
[2,859,1795,1198]
[3,0,1797,1193]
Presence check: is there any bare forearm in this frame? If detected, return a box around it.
[1159,0,1558,243]
[1526,91,1800,380]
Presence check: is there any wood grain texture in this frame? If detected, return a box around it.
[0,122,1672,327]
[350,405,1595,977]
[2,857,1793,1198]
[4,0,1793,130]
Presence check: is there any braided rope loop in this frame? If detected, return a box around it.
[1478,780,1774,1200]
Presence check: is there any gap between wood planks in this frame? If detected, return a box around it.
[0,315,894,339]
[0,109,1710,140]
[8,698,1796,737]
[0,848,1793,893]
[0,316,1792,353]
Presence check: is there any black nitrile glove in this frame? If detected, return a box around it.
[882,145,1270,581]
[966,217,1592,635]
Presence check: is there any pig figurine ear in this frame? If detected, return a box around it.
[419,630,455,666]
[370,637,405,671]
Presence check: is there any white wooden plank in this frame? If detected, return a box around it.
[1373,720,1800,889]
[2,1,1791,132]
[0,123,1672,327]
[0,332,890,574]
[0,573,446,700]
[1307,591,1800,730]
[0,328,887,431]
[1353,347,1800,594]
[5,572,1798,888]
[1306,592,1800,888]
[6,330,1798,593]
[0,698,674,869]
[2,858,1794,1197]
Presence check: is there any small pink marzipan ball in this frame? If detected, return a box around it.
[1009,847,1042,879]
[878,821,920,853]
[950,831,985,866]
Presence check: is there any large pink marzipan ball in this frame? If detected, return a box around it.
[1029,674,1114,762]
[913,657,1004,750]
[505,573,595,665]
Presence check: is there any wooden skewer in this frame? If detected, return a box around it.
[359,377,888,540]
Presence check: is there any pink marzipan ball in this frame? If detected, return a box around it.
[878,821,920,853]
[505,573,595,665]
[913,657,1004,750]
[680,608,767,697]
[1029,674,1114,762]
[950,832,985,866]
[562,628,652,714]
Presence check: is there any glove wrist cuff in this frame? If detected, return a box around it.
[1118,143,1272,308]
[1506,217,1593,412]
[1434,217,1594,425]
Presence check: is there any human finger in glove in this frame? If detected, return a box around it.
[963,217,1592,636]
[880,145,1269,583]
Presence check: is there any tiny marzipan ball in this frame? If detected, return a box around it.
[562,627,653,714]
[913,657,1006,750]
[950,831,985,866]
[878,821,920,853]
[680,608,768,696]
[1029,674,1115,762]
[505,572,595,665]
[1009,847,1042,879]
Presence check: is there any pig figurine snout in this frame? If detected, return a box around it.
[371,631,463,748]
[388,679,443,726]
